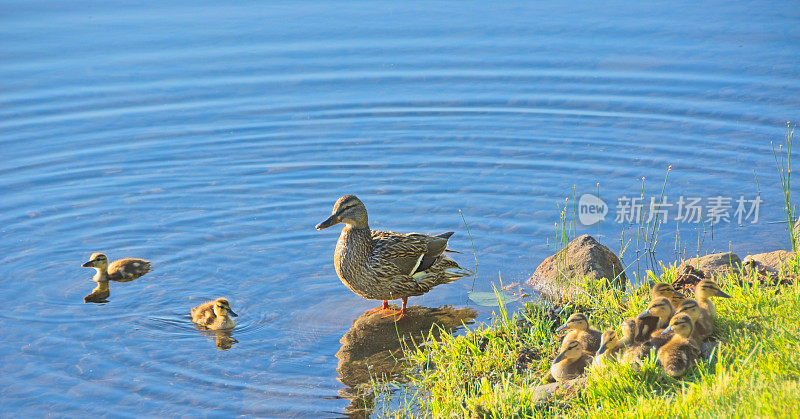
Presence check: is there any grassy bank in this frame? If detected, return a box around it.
[376,259,800,417]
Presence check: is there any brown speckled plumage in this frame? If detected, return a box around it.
[657,314,701,377]
[317,195,472,303]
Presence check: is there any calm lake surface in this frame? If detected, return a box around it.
[2,1,799,416]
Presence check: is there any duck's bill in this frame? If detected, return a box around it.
[82,261,95,267]
[228,309,238,317]
[660,326,672,335]
[445,268,474,277]
[555,324,568,332]
[716,290,732,298]
[315,214,338,230]
[636,310,651,319]
[553,351,567,363]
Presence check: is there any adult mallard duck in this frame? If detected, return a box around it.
[82,253,151,282]
[556,313,602,353]
[658,313,701,377]
[191,298,238,330]
[315,195,472,320]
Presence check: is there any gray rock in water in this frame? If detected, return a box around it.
[678,252,741,278]
[525,235,627,301]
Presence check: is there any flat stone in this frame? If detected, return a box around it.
[531,377,587,402]
[743,250,796,274]
[525,235,627,301]
[677,252,741,278]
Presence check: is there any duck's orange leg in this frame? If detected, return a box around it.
[365,300,390,314]
[381,297,407,321]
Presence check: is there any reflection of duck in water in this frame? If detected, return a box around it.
[190,298,239,350]
[81,253,151,303]
[336,305,477,417]
[192,328,238,351]
[316,195,473,321]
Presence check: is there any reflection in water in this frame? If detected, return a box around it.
[83,281,110,303]
[193,326,239,351]
[336,305,477,417]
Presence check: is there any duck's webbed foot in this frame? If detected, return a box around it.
[365,300,390,315]
[380,297,408,321]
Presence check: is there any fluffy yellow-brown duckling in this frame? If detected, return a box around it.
[657,313,701,377]
[675,298,711,341]
[635,283,685,340]
[652,282,686,308]
[550,339,592,382]
[82,253,151,282]
[83,281,110,303]
[637,297,675,349]
[556,313,602,353]
[593,329,624,366]
[191,298,238,330]
[695,279,731,332]
[619,318,653,366]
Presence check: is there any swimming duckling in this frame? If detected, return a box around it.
[675,298,711,341]
[620,318,653,366]
[83,281,110,303]
[191,298,238,330]
[82,253,151,282]
[593,329,624,366]
[637,297,675,349]
[657,313,701,377]
[556,313,602,353]
[695,280,731,332]
[550,339,592,382]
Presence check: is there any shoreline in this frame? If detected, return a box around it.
[374,227,800,417]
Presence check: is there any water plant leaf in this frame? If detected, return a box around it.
[467,290,519,307]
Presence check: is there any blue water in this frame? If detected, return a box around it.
[1,1,799,416]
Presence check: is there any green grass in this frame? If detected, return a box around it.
[377,259,800,418]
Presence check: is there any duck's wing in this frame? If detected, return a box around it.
[107,258,151,282]
[370,231,453,276]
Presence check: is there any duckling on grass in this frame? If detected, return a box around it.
[82,253,151,282]
[556,313,602,353]
[675,298,711,342]
[636,283,684,340]
[191,298,238,330]
[695,279,731,334]
[658,313,701,377]
[637,297,675,349]
[594,329,624,366]
[620,318,654,366]
[550,339,592,382]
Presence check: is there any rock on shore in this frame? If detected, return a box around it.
[525,235,627,301]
